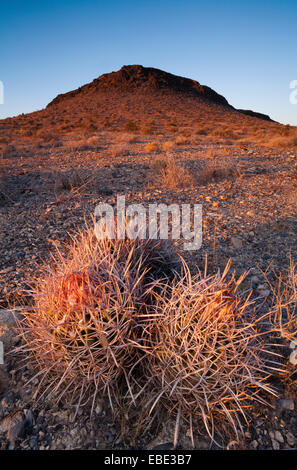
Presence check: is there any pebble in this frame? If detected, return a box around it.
[251,440,258,449]
[231,236,243,249]
[289,350,297,365]
[250,275,260,285]
[286,432,295,447]
[279,398,294,411]
[258,289,270,297]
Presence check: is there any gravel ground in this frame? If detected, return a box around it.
[0,138,297,450]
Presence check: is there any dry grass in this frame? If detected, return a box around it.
[111,144,130,158]
[269,259,297,346]
[54,170,90,193]
[62,139,90,151]
[0,160,10,204]
[150,156,168,172]
[125,121,139,132]
[85,135,100,147]
[117,133,139,144]
[265,135,297,148]
[162,140,175,151]
[175,135,191,146]
[0,178,8,204]
[156,154,195,189]
[137,261,280,445]
[198,151,240,183]
[144,142,160,153]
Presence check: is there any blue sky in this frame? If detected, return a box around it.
[1,0,297,125]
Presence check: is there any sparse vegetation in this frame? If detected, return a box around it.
[156,154,195,189]
[266,135,297,148]
[111,144,130,158]
[162,140,175,151]
[54,170,90,192]
[269,260,297,348]
[198,151,240,183]
[125,121,139,132]
[144,141,160,153]
[175,135,191,146]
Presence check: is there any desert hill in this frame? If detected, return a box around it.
[1,64,288,148]
[47,64,231,108]
[47,64,273,123]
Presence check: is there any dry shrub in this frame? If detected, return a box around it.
[86,135,100,147]
[269,260,297,347]
[0,177,8,204]
[162,141,175,151]
[144,142,160,153]
[63,139,87,151]
[111,144,130,158]
[63,136,101,151]
[266,135,297,148]
[0,161,10,204]
[1,144,18,159]
[15,226,176,415]
[138,262,279,444]
[118,133,139,144]
[196,128,208,136]
[140,125,154,135]
[125,121,138,132]
[54,170,90,192]
[199,152,240,183]
[35,130,57,143]
[151,157,168,171]
[175,135,191,146]
[158,154,194,189]
[276,125,292,137]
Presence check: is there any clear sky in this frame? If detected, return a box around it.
[1,0,297,125]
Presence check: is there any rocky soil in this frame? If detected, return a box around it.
[0,133,297,449]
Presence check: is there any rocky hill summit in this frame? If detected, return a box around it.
[48,64,231,108]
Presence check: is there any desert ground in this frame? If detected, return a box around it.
[0,66,297,450]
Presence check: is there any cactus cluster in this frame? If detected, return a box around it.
[17,228,278,442]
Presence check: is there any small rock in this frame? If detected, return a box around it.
[0,391,14,407]
[251,440,258,449]
[0,411,26,442]
[271,439,280,450]
[231,237,243,249]
[0,267,13,274]
[258,289,270,297]
[286,432,295,447]
[0,308,23,351]
[95,401,103,415]
[274,430,284,443]
[289,350,297,365]
[250,275,260,286]
[279,398,294,411]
